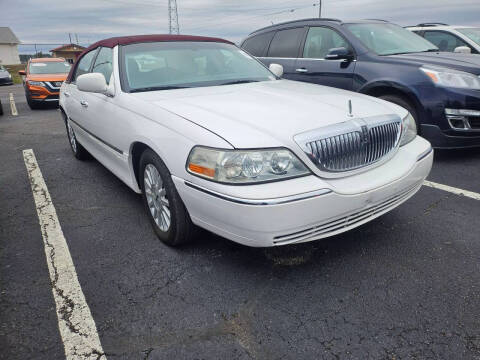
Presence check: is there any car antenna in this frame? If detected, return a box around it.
[348,99,353,117]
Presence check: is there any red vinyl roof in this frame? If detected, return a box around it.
[86,34,233,50]
[66,34,233,83]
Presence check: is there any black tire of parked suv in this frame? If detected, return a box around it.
[379,94,421,135]
[139,149,196,246]
[0,100,3,116]
[61,111,90,160]
[26,91,41,110]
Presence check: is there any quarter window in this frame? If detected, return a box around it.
[303,27,351,59]
[92,47,113,84]
[242,32,274,57]
[423,31,470,52]
[73,49,98,82]
[267,27,305,58]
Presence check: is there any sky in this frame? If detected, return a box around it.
[2,0,480,54]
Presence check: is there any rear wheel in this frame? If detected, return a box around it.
[379,94,421,134]
[140,149,195,246]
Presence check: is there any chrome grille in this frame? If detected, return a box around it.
[295,115,402,173]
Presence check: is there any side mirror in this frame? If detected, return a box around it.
[454,46,471,54]
[269,63,284,78]
[77,73,107,94]
[325,47,354,61]
[18,70,26,76]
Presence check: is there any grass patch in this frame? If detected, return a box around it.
[4,64,25,85]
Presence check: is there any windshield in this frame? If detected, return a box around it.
[346,23,438,55]
[457,28,480,45]
[29,61,71,74]
[120,41,275,92]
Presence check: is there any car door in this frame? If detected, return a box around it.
[64,47,99,147]
[257,27,307,80]
[293,26,356,90]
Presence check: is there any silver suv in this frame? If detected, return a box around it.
[406,23,480,55]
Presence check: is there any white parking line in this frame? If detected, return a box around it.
[9,93,18,116]
[424,180,480,201]
[23,149,106,360]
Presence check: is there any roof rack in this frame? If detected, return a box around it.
[416,23,449,27]
[363,19,389,22]
[249,18,342,35]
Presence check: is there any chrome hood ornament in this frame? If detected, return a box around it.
[348,99,353,118]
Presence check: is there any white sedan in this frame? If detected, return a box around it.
[59,35,433,247]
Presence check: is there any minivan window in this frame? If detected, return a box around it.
[424,31,470,52]
[92,47,113,84]
[267,27,305,58]
[303,27,350,58]
[73,49,98,81]
[242,32,274,57]
[457,28,480,45]
[347,23,437,55]
[121,41,275,92]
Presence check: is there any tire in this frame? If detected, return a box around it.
[0,100,3,116]
[379,94,421,134]
[61,111,90,160]
[26,91,41,110]
[139,149,195,246]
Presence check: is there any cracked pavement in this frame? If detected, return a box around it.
[0,85,479,359]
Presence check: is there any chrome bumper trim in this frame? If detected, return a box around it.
[417,147,433,162]
[184,181,332,206]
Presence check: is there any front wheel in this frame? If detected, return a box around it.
[61,112,90,160]
[140,149,195,246]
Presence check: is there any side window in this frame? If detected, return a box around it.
[303,27,351,59]
[73,49,98,82]
[424,31,470,52]
[267,27,305,58]
[242,32,274,57]
[92,47,113,84]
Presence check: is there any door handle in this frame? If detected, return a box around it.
[64,91,70,97]
[295,68,308,73]
[80,100,88,108]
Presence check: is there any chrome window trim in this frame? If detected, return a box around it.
[184,181,332,206]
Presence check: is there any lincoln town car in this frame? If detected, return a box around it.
[59,35,433,247]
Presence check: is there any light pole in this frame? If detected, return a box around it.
[318,0,322,18]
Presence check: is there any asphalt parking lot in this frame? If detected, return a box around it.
[0,84,479,359]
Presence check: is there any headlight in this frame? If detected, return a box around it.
[28,80,45,87]
[421,66,480,90]
[400,112,417,146]
[187,147,310,184]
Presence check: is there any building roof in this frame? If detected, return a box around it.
[0,27,20,45]
[50,43,87,52]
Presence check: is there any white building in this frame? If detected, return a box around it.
[0,27,20,65]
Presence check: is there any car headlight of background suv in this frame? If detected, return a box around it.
[27,80,45,87]
[187,147,310,184]
[400,112,417,146]
[421,66,480,90]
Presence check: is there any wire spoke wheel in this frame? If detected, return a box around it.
[144,164,171,232]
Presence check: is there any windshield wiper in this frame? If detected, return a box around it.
[218,80,260,86]
[422,48,440,52]
[130,85,189,93]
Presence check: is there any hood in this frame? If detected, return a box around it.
[26,73,68,82]
[389,51,480,75]
[132,79,406,148]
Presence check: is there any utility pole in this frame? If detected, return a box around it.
[168,0,180,34]
[318,0,322,18]
[75,33,79,45]
[68,33,72,44]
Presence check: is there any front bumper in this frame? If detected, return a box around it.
[423,87,480,148]
[27,84,60,102]
[0,77,13,85]
[174,137,433,247]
